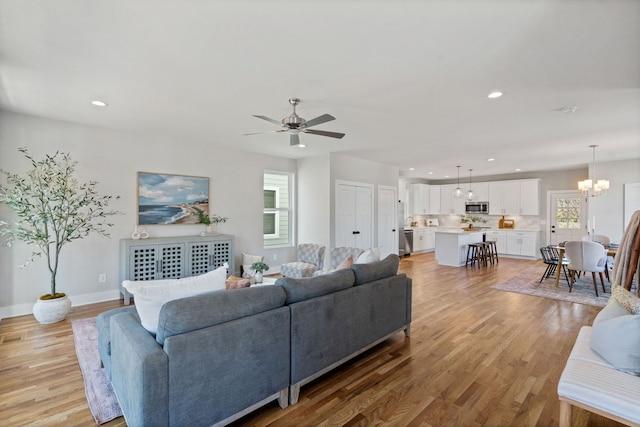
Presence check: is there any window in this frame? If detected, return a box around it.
[555,197,582,229]
[263,172,291,247]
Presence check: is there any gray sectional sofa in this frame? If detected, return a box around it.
[98,254,411,427]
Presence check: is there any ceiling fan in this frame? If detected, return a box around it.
[245,98,345,146]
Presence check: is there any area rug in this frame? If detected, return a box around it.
[72,317,123,424]
[490,264,610,307]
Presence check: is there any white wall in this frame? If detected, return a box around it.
[297,155,331,249]
[588,158,640,243]
[0,111,297,317]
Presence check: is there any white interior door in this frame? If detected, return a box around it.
[377,186,397,258]
[354,186,373,249]
[336,184,356,248]
[549,191,587,245]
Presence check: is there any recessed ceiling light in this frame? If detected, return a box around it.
[487,158,495,162]
[558,106,578,114]
[444,175,449,178]
[91,100,108,107]
[409,167,415,171]
[297,144,306,148]
[428,171,433,175]
[515,168,521,171]
[488,92,503,99]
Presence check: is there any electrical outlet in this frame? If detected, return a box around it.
[272,254,277,261]
[99,273,107,283]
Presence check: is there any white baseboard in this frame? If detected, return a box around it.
[0,290,122,320]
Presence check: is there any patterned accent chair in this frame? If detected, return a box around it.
[313,247,365,276]
[281,244,326,278]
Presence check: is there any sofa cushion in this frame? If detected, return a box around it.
[351,254,400,285]
[156,285,287,345]
[123,264,228,334]
[590,296,640,375]
[277,269,355,304]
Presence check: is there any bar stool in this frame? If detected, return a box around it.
[484,240,499,265]
[466,243,484,267]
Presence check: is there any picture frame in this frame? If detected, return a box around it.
[137,172,209,225]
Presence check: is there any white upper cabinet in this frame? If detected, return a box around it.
[440,184,466,215]
[429,185,441,214]
[470,182,489,201]
[489,179,540,215]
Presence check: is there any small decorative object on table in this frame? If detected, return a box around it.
[250,261,270,284]
[197,212,228,236]
[460,215,488,230]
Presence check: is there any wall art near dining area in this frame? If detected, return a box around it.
[137,172,209,225]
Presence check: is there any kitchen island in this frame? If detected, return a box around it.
[435,229,484,267]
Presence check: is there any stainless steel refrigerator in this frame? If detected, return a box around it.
[398,202,413,256]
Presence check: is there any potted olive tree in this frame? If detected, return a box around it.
[0,148,120,323]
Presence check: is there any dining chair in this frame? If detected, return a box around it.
[581,234,612,245]
[581,234,612,281]
[564,241,608,297]
[540,246,570,285]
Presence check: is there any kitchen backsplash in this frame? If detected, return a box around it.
[410,214,541,231]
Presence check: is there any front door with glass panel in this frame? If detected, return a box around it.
[549,191,587,245]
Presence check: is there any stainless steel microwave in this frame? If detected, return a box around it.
[465,201,489,214]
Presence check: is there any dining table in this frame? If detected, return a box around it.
[553,245,617,287]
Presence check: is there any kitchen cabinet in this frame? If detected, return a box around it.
[409,183,430,215]
[485,230,506,254]
[425,228,435,250]
[470,182,489,202]
[489,179,540,215]
[336,182,373,249]
[505,231,539,257]
[440,184,466,215]
[429,186,441,214]
[413,228,428,252]
[120,234,235,304]
[413,228,435,252]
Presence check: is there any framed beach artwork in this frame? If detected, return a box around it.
[137,172,209,225]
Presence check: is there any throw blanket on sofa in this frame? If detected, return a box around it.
[611,210,640,293]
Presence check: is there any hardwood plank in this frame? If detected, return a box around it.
[0,254,625,426]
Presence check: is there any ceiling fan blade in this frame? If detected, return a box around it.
[243,129,287,136]
[290,133,300,146]
[304,114,335,128]
[253,115,284,126]
[304,129,345,139]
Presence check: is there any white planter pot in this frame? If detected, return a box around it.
[254,271,263,283]
[33,295,72,324]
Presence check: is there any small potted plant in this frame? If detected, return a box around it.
[0,148,120,323]
[250,261,269,283]
[197,212,228,235]
[460,215,488,229]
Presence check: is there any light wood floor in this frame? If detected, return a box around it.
[0,253,623,427]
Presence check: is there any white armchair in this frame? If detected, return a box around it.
[564,240,608,297]
[280,244,326,278]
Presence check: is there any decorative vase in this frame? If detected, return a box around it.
[33,295,72,324]
[255,271,263,284]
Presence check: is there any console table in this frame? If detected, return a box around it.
[119,234,234,304]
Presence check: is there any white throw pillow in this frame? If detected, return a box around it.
[123,264,228,334]
[356,247,381,264]
[242,253,263,278]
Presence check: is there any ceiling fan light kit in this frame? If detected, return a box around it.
[246,98,345,147]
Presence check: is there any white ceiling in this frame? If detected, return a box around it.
[1,0,639,180]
